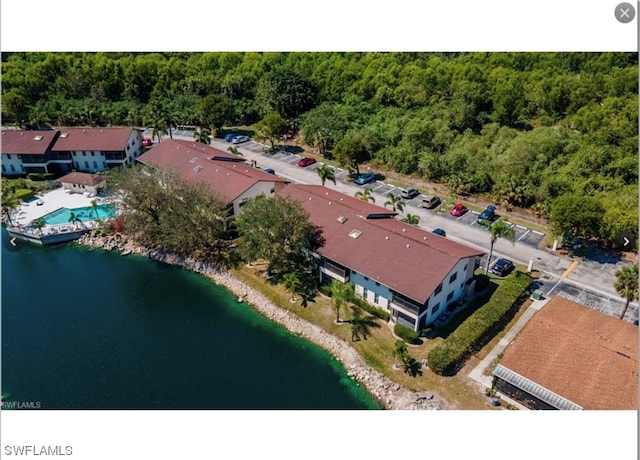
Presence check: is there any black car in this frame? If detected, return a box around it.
[477,204,497,223]
[489,258,514,277]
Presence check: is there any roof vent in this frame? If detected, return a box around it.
[325,192,329,195]
[215,169,219,172]
[194,165,203,172]
[337,216,348,224]
[402,228,406,232]
[406,244,410,248]
[423,236,427,240]
[309,197,312,200]
[33,135,43,141]
[82,129,86,132]
[385,236,389,240]
[340,198,343,201]
[349,229,362,239]
[190,157,198,163]
[60,133,69,138]
[227,173,230,176]
[329,201,332,205]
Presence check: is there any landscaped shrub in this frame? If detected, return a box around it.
[27,173,45,181]
[43,173,55,181]
[318,284,333,297]
[352,296,390,322]
[14,189,35,201]
[394,323,419,343]
[474,273,490,291]
[427,270,532,375]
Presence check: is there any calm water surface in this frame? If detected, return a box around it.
[1,230,380,409]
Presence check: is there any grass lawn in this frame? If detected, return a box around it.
[233,263,498,410]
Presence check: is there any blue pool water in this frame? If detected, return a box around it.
[43,204,116,225]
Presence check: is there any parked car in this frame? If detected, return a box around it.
[400,187,419,199]
[489,258,514,277]
[432,228,446,237]
[450,203,468,217]
[420,195,441,209]
[264,168,275,175]
[354,172,376,185]
[232,135,250,144]
[224,133,238,142]
[477,204,497,223]
[142,138,153,147]
[297,157,317,167]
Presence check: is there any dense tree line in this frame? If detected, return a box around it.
[2,52,637,245]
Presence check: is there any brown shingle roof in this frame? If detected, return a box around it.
[56,172,106,187]
[1,130,59,154]
[499,296,638,410]
[137,139,289,202]
[278,184,484,303]
[51,127,135,151]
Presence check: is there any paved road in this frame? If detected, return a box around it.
[146,132,639,324]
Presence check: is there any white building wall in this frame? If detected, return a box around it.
[233,181,277,216]
[425,257,474,326]
[1,154,26,175]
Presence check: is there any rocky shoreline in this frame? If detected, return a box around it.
[77,231,450,410]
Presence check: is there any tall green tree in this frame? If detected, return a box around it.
[255,112,288,150]
[197,94,233,136]
[1,190,19,226]
[614,264,638,320]
[333,134,372,176]
[256,68,317,120]
[68,211,82,229]
[32,217,46,235]
[384,192,404,214]
[354,187,375,203]
[315,164,336,187]
[330,279,354,323]
[90,199,100,220]
[550,195,604,241]
[283,271,303,302]
[301,102,348,157]
[234,195,322,276]
[480,218,516,274]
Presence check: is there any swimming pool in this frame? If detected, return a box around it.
[43,204,116,225]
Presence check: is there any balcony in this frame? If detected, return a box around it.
[321,259,348,282]
[390,295,422,316]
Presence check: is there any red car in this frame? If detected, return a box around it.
[450,203,468,217]
[142,138,153,147]
[297,157,317,167]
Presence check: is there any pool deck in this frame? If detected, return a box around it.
[7,188,114,245]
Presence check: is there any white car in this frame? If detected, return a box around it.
[232,135,249,144]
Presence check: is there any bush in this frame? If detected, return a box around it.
[318,284,332,297]
[474,273,490,292]
[14,188,35,201]
[394,323,419,343]
[352,296,390,322]
[427,270,532,375]
[27,173,45,181]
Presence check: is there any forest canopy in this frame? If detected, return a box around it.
[2,52,637,245]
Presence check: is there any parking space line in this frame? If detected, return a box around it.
[517,229,531,242]
[532,230,544,235]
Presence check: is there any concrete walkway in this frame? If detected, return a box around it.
[467,296,550,408]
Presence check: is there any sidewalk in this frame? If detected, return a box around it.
[467,297,550,400]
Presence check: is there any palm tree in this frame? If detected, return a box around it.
[193,127,211,145]
[354,187,375,203]
[393,340,408,369]
[614,264,639,320]
[330,279,354,323]
[316,164,336,187]
[90,199,100,220]
[227,146,241,155]
[384,192,404,214]
[68,211,82,229]
[479,218,516,274]
[404,213,420,225]
[1,190,19,226]
[283,271,302,302]
[32,217,46,235]
[151,120,167,144]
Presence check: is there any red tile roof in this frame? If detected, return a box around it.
[56,172,106,187]
[1,130,59,154]
[278,184,484,303]
[51,127,135,151]
[499,296,638,410]
[137,139,289,202]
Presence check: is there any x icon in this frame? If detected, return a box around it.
[619,7,630,18]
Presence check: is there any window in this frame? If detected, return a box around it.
[93,161,98,169]
[363,288,368,299]
[446,291,454,302]
[464,264,468,271]
[270,187,275,194]
[364,276,369,281]
[460,283,464,291]
[1,165,5,172]
[374,293,379,304]
[449,272,457,284]
[103,162,107,169]
[432,303,440,314]
[84,161,89,169]
[10,165,15,172]
[375,281,380,287]
[82,152,86,156]
[91,152,94,156]
[435,283,443,295]
[6,154,11,159]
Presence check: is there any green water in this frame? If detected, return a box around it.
[1,231,380,409]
